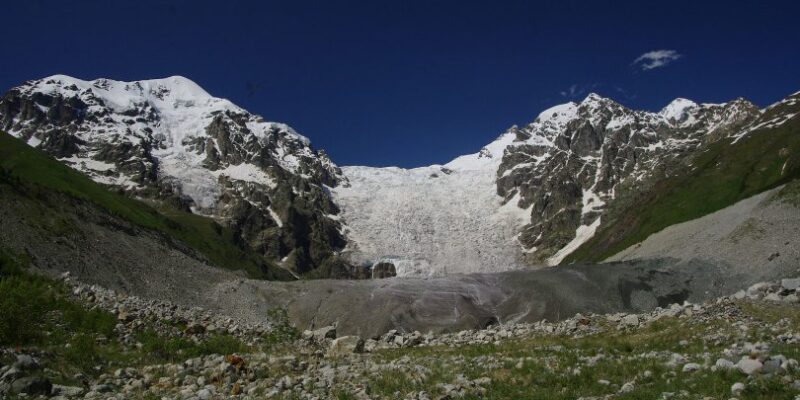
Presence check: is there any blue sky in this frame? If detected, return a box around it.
[2,0,799,167]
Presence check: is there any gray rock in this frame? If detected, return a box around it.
[13,354,40,371]
[620,314,639,327]
[781,278,800,291]
[736,358,763,375]
[682,363,701,372]
[311,326,337,342]
[52,384,85,396]
[10,376,52,396]
[764,292,783,302]
[1,366,23,382]
[714,358,735,370]
[619,382,635,393]
[197,388,212,399]
[328,336,364,357]
[761,358,784,375]
[746,282,770,298]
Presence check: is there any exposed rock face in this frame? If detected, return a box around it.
[0,75,347,276]
[494,94,762,264]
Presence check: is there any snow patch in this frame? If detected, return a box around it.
[546,217,601,266]
[212,163,276,188]
[660,98,698,122]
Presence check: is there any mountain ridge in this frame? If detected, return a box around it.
[1,74,797,277]
[1,75,348,277]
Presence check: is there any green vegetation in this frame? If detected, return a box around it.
[0,250,116,347]
[771,178,800,207]
[0,131,290,280]
[0,250,252,382]
[262,308,301,350]
[567,118,800,262]
[356,301,800,400]
[135,330,250,363]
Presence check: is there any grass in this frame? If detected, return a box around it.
[359,301,800,399]
[135,329,250,363]
[771,178,800,207]
[0,131,290,280]
[567,116,800,263]
[0,249,252,383]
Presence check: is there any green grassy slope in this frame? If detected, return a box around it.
[566,114,800,263]
[0,131,292,280]
[0,249,254,384]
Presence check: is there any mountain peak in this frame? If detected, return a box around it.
[26,74,212,102]
[659,98,698,121]
[581,92,606,103]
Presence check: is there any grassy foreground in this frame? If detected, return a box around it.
[0,251,254,387]
[356,307,799,399]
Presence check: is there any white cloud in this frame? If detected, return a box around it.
[633,50,682,71]
[560,84,585,98]
[560,83,601,98]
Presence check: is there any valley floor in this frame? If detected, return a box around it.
[1,268,799,400]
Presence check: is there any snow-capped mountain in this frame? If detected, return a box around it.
[1,74,795,278]
[496,93,761,265]
[0,75,346,275]
[332,92,782,275]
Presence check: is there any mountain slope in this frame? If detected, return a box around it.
[606,181,800,276]
[3,74,798,276]
[495,94,762,265]
[0,75,347,276]
[566,93,800,262]
[332,91,790,274]
[0,130,292,280]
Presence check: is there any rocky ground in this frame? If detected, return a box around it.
[2,274,799,399]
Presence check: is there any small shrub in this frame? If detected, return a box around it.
[62,333,103,371]
[263,308,299,350]
[136,330,248,363]
[197,334,249,356]
[62,303,117,338]
[0,272,57,345]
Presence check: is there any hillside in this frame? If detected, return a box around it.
[0,76,347,277]
[567,94,800,263]
[0,131,294,280]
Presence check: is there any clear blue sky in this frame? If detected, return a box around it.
[2,0,799,167]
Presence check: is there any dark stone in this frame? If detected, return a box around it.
[10,376,52,396]
[371,262,397,279]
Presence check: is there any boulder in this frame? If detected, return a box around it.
[12,354,40,371]
[781,278,800,291]
[736,357,763,375]
[306,325,337,342]
[328,336,364,357]
[10,376,52,396]
[52,384,85,396]
[714,358,735,370]
[682,363,701,372]
[620,314,639,327]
